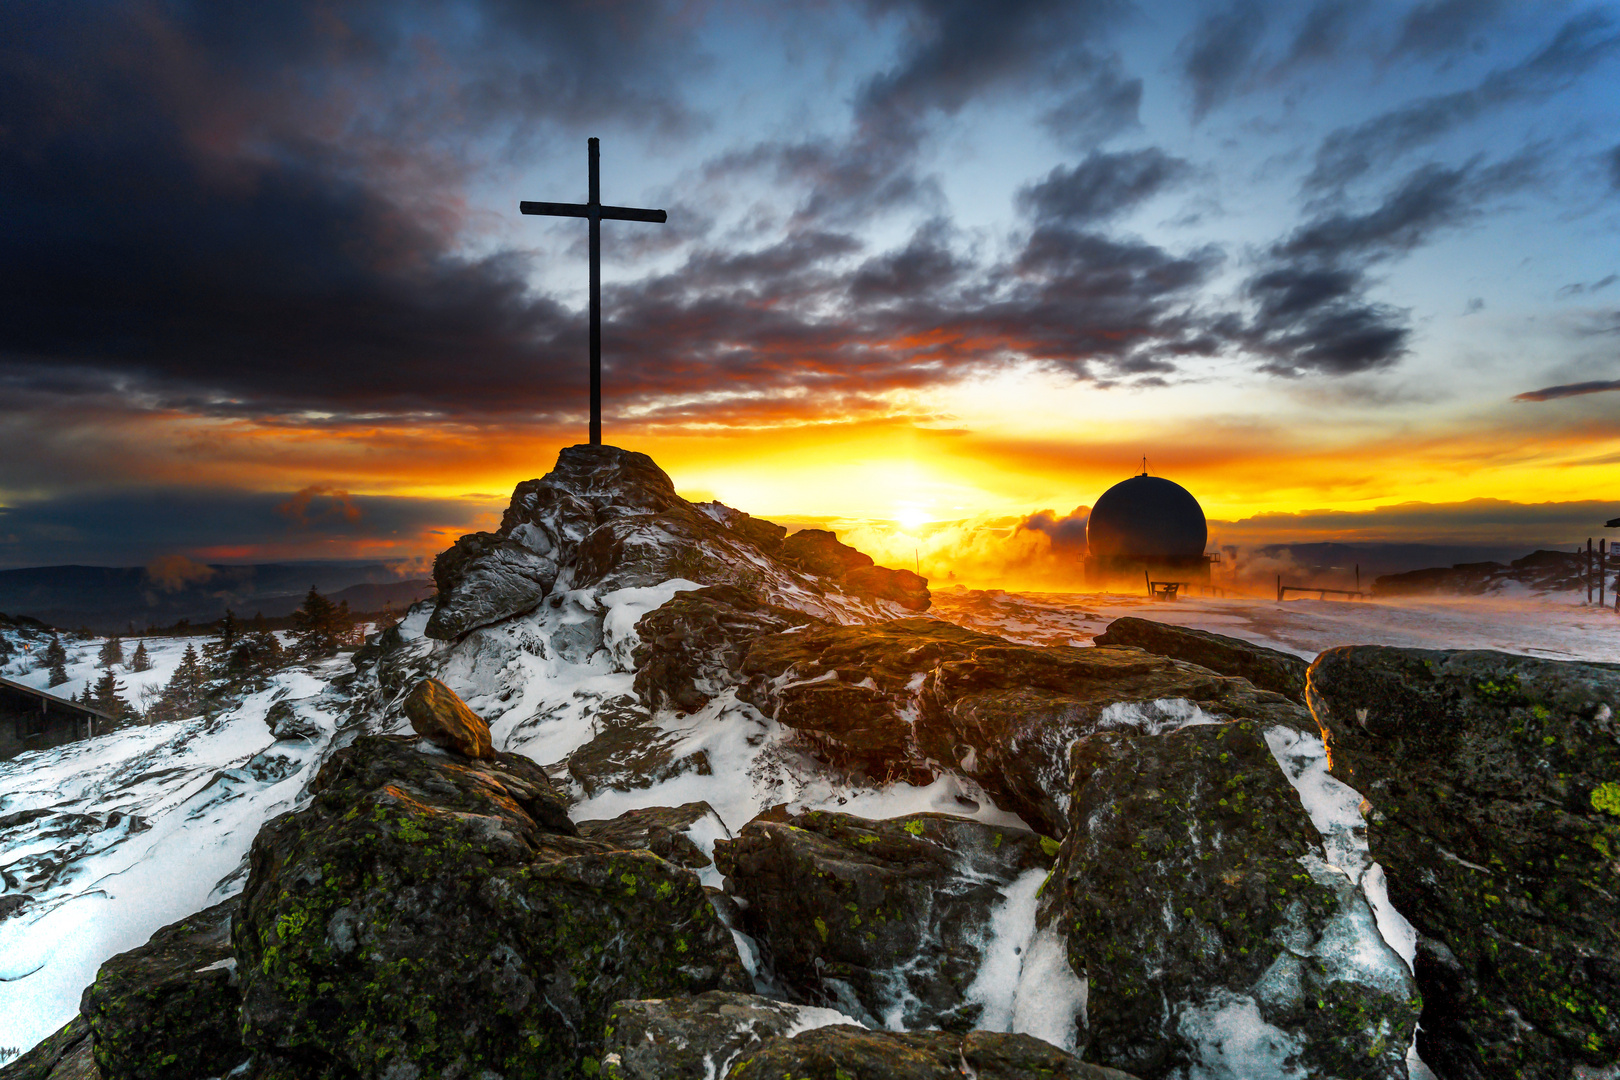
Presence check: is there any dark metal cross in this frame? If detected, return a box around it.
[520,138,667,446]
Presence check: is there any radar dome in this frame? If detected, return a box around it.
[1086,474,1207,560]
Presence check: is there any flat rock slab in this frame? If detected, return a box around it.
[79,898,244,1080]
[578,801,727,870]
[1042,721,1417,1079]
[723,1025,1138,1079]
[1092,617,1308,704]
[715,809,1054,1030]
[232,735,745,1080]
[1309,646,1620,1079]
[739,619,1314,836]
[601,990,854,1079]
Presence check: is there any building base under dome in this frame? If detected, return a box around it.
[1084,553,1214,593]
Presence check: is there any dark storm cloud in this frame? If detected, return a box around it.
[1389,0,1504,60]
[1017,150,1195,225]
[1306,10,1620,192]
[1239,157,1536,376]
[1176,1,1268,122]
[0,0,724,421]
[1514,380,1620,402]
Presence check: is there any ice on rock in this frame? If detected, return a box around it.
[1176,992,1309,1080]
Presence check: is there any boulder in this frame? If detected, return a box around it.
[263,700,323,741]
[426,532,557,640]
[600,991,854,1079]
[79,899,244,1080]
[0,1017,99,1080]
[738,619,1314,836]
[1308,646,1620,1079]
[233,735,745,1079]
[401,676,494,758]
[722,1025,1138,1079]
[577,802,728,871]
[1092,617,1309,704]
[632,585,823,713]
[714,810,1055,1030]
[1039,720,1418,1079]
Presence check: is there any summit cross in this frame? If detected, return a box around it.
[520,138,667,446]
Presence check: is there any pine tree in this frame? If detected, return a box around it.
[89,669,131,719]
[151,642,207,723]
[214,609,240,654]
[292,587,348,656]
[98,635,124,669]
[45,634,69,687]
[130,640,152,672]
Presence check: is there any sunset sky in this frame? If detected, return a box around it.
[4,0,1620,583]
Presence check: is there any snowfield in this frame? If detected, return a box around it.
[2,586,1613,1068]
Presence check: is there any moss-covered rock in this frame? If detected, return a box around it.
[79,899,244,1080]
[1309,646,1620,1079]
[0,1016,99,1080]
[722,1025,1138,1079]
[232,735,746,1080]
[714,809,1054,1030]
[1040,721,1418,1079]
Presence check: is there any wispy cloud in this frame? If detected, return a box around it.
[1514,380,1620,402]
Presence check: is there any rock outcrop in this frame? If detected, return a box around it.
[1092,617,1309,704]
[576,801,728,871]
[715,810,1055,1030]
[722,1025,1137,1079]
[79,899,243,1080]
[734,619,1314,836]
[234,735,745,1079]
[426,446,929,641]
[1309,646,1620,1079]
[1039,719,1418,1078]
[0,1017,98,1080]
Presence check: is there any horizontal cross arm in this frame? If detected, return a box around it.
[519,200,589,218]
[599,205,667,223]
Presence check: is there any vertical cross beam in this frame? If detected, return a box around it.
[520,139,666,447]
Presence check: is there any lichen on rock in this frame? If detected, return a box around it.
[232,735,745,1079]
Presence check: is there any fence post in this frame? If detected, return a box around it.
[1602,540,1608,610]
[1277,574,1283,603]
[1589,539,1595,603]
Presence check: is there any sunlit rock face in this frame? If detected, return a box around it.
[715,809,1055,1031]
[1309,647,1620,1079]
[427,445,929,641]
[1040,720,1419,1079]
[1093,616,1309,705]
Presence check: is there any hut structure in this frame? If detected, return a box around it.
[1084,469,1215,590]
[0,675,115,761]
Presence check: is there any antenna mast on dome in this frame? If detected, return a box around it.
[1141,456,1148,476]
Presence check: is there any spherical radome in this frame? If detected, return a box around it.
[1086,475,1208,560]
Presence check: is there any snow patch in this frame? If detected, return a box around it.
[1177,992,1308,1080]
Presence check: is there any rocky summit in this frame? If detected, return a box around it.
[4,445,1617,1080]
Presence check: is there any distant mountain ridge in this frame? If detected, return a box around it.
[0,561,434,632]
